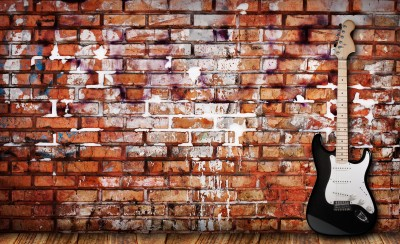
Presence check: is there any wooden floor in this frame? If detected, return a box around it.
[0,232,399,244]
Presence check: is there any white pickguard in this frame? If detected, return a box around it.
[325,152,375,214]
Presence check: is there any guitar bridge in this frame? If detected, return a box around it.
[333,201,351,211]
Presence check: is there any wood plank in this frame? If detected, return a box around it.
[165,233,201,244]
[137,233,167,244]
[44,233,79,244]
[259,233,291,243]
[227,233,260,244]
[14,233,37,244]
[32,233,51,244]
[379,232,400,244]
[104,233,138,244]
[350,233,381,244]
[318,234,352,244]
[196,233,231,244]
[0,233,19,244]
[78,233,108,244]
[290,233,319,243]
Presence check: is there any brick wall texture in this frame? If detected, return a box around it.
[0,0,399,233]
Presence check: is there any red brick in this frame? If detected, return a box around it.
[236,219,278,231]
[149,44,191,56]
[12,190,53,202]
[126,29,169,42]
[14,15,55,26]
[307,0,349,11]
[194,15,236,27]
[261,0,303,11]
[286,15,328,26]
[56,161,99,173]
[241,74,283,85]
[33,205,53,216]
[376,45,400,58]
[280,219,310,231]
[147,132,188,144]
[172,29,214,42]
[217,146,259,159]
[103,190,143,201]
[104,15,145,26]
[127,146,167,158]
[56,190,97,202]
[34,176,76,187]
[148,190,189,202]
[13,219,53,232]
[240,44,283,56]
[374,15,399,27]
[260,87,303,101]
[331,15,372,26]
[78,176,120,188]
[36,117,78,129]
[0,205,32,216]
[353,0,395,12]
[0,176,31,187]
[100,132,142,143]
[172,117,214,129]
[80,146,122,159]
[285,44,330,56]
[170,0,212,11]
[68,102,99,115]
[81,0,122,11]
[125,0,168,11]
[59,15,100,26]
[240,15,282,26]
[149,14,190,26]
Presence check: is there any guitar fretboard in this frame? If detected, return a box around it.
[336,60,349,164]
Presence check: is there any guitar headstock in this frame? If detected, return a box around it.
[334,20,356,60]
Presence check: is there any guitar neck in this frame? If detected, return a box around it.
[336,60,349,163]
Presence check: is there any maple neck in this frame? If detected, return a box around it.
[336,60,349,164]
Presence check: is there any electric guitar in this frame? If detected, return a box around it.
[306,20,377,235]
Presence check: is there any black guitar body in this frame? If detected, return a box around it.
[306,134,377,235]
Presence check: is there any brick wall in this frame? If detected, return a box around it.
[0,0,398,232]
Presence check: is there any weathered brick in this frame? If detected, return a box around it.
[81,0,122,11]
[194,15,236,27]
[127,146,167,158]
[36,1,77,12]
[126,29,169,41]
[13,219,53,232]
[149,14,190,26]
[56,161,99,173]
[148,190,189,202]
[104,15,145,26]
[125,0,168,11]
[59,15,100,26]
[331,15,372,26]
[170,0,212,11]
[240,15,282,26]
[261,0,303,11]
[286,15,328,26]
[353,0,395,12]
[56,190,98,202]
[80,146,122,159]
[307,0,349,11]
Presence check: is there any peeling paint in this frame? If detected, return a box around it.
[236,3,249,15]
